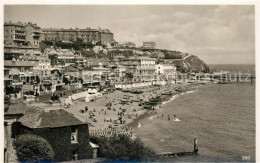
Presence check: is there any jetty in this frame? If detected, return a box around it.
[158,138,199,158]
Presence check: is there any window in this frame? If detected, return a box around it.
[71,126,78,143]
[72,150,78,161]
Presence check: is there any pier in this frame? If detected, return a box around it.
[210,73,255,84]
[158,138,199,158]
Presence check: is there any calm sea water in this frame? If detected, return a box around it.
[209,64,255,74]
[134,83,255,162]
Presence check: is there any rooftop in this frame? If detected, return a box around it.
[18,106,88,128]
[5,100,27,116]
[4,44,40,49]
[4,60,38,67]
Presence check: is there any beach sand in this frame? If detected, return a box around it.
[31,84,194,131]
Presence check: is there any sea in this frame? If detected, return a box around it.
[133,64,256,162]
[209,64,255,74]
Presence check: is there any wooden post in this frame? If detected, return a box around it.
[175,73,176,84]
[194,138,198,154]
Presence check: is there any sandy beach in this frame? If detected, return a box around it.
[30,82,198,132]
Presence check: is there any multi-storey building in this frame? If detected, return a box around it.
[44,47,78,65]
[4,21,44,46]
[43,28,114,45]
[155,64,177,76]
[4,21,26,45]
[25,22,44,46]
[4,44,41,60]
[120,56,157,82]
[99,29,114,45]
[142,41,156,49]
[78,28,100,43]
[43,28,77,42]
[120,42,136,48]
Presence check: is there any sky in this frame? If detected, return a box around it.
[4,5,255,64]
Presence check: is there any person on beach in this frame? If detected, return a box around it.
[168,114,170,121]
[162,113,164,118]
[185,97,187,102]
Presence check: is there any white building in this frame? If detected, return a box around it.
[33,59,52,77]
[93,46,107,54]
[120,42,136,48]
[156,64,177,77]
[143,41,156,49]
[44,47,76,65]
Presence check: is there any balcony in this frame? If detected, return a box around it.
[12,81,23,86]
[15,30,25,34]
[33,32,41,37]
[13,38,25,42]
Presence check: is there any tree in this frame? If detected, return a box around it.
[90,134,156,160]
[96,41,102,46]
[63,76,71,85]
[14,134,55,161]
[49,54,58,66]
[125,73,134,81]
[36,75,41,84]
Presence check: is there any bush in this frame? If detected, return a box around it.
[90,134,156,160]
[14,134,55,161]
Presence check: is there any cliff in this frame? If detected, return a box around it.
[167,55,209,73]
[152,49,209,73]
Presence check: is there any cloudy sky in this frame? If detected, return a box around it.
[4,5,255,64]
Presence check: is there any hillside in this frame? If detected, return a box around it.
[40,40,209,72]
[149,49,209,73]
[165,55,209,73]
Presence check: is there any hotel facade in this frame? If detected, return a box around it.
[4,21,44,46]
[43,28,114,45]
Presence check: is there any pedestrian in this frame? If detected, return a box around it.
[168,114,170,121]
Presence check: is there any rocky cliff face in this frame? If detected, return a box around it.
[165,55,209,73]
[147,49,209,73]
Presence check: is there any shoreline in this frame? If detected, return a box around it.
[126,83,199,129]
[130,82,255,161]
